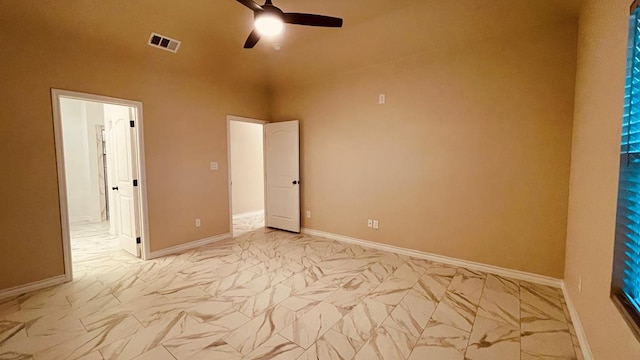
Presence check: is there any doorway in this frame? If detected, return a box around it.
[227,116,302,236]
[228,116,267,236]
[52,89,150,281]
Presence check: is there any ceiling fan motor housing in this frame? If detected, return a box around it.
[255,4,284,21]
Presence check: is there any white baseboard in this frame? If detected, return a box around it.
[301,228,563,288]
[560,283,594,360]
[0,275,67,300]
[149,233,231,259]
[233,210,264,220]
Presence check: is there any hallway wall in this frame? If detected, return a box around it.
[60,98,104,224]
[230,120,265,215]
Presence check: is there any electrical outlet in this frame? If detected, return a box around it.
[373,220,379,229]
[195,218,201,227]
[307,210,311,218]
[367,219,373,228]
[210,162,218,171]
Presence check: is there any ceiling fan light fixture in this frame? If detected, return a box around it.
[236,0,343,49]
[254,13,284,37]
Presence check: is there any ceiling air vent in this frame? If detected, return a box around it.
[148,32,181,53]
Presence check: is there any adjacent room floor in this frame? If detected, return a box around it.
[233,212,265,236]
[0,226,583,359]
[69,222,140,277]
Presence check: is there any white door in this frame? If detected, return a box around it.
[105,120,118,236]
[265,120,300,232]
[113,109,140,256]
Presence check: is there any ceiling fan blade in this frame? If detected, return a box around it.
[244,29,261,48]
[236,0,262,12]
[283,13,343,27]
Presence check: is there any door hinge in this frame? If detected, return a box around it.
[136,237,141,244]
[133,179,138,187]
[130,120,135,128]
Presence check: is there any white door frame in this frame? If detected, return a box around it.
[51,89,151,282]
[226,115,268,237]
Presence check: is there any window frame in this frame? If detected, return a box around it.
[612,291,640,340]
[611,0,640,341]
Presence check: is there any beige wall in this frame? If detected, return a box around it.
[271,4,578,278]
[0,4,269,290]
[564,0,640,357]
[0,1,580,291]
[230,120,265,215]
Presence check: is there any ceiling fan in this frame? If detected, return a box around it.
[236,0,343,48]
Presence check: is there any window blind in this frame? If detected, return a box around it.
[615,7,640,316]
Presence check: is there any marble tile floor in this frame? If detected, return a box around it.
[68,222,136,276]
[233,212,265,237]
[0,225,584,360]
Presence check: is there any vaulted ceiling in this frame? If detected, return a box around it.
[3,0,582,87]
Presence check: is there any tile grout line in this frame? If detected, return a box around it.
[162,344,178,360]
[402,263,445,360]
[463,273,489,358]
[519,278,522,360]
[343,256,416,359]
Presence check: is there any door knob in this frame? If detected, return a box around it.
[112,186,119,191]
[292,180,298,185]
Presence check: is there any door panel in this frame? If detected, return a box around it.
[105,121,118,235]
[119,197,134,238]
[265,121,300,232]
[114,112,139,257]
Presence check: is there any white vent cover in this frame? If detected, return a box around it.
[148,32,181,53]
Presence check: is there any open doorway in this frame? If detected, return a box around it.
[52,89,150,281]
[227,116,267,236]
